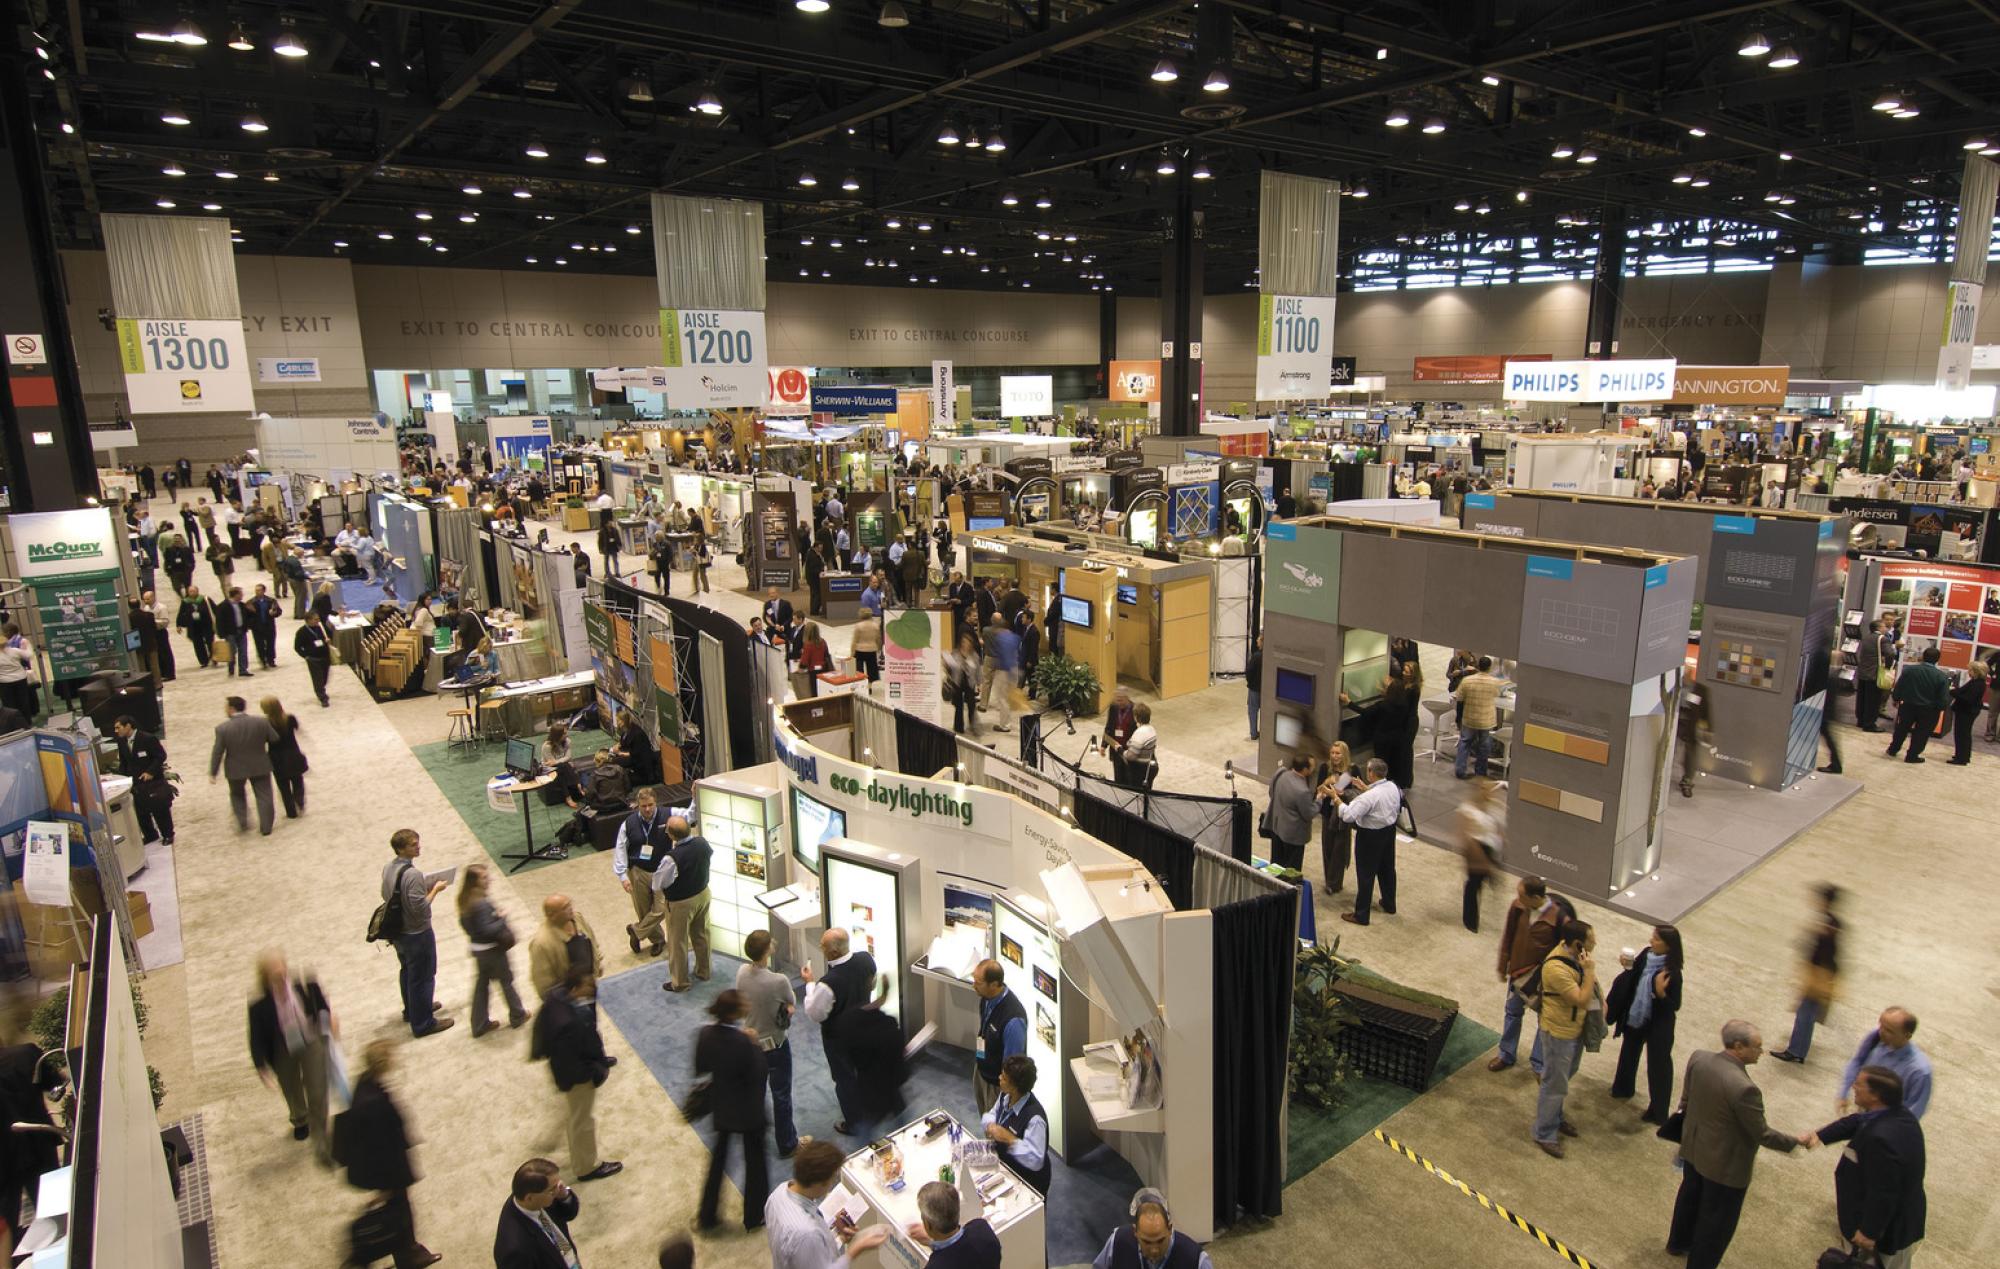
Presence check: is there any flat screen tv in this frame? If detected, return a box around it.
[1060,595,1093,627]
[1275,668,1315,706]
[1116,584,1139,605]
[1273,712,1304,748]
[791,787,845,874]
[968,516,1007,530]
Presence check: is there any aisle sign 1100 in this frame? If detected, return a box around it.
[655,307,769,409]
[1255,294,1337,399]
[115,317,254,413]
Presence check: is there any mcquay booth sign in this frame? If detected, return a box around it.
[1503,358,1677,402]
[27,540,107,567]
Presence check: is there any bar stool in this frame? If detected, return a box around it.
[446,708,479,755]
[1421,698,1455,763]
[479,697,511,743]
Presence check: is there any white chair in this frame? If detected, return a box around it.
[1421,698,1455,763]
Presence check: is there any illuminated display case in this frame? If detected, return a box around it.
[819,838,926,1038]
[994,894,1069,1149]
[692,774,785,960]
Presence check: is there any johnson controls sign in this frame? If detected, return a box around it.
[1503,358,1676,403]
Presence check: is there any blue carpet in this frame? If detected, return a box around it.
[599,955,1141,1264]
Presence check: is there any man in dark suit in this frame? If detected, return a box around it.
[800,927,878,1136]
[493,1157,584,1269]
[532,967,623,1183]
[694,990,769,1231]
[294,610,334,707]
[209,695,278,834]
[907,1181,1001,1269]
[248,583,281,668]
[214,585,254,677]
[1667,1020,1804,1269]
[1808,1065,1926,1267]
[113,716,175,846]
[762,586,793,634]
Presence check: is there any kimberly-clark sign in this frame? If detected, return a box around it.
[1503,358,1677,403]
[811,385,898,416]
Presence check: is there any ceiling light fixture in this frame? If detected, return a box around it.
[377,231,394,240]
[1872,91,1901,112]
[524,135,550,158]
[414,210,433,220]
[796,0,831,13]
[1767,44,1800,69]
[1894,104,1920,119]
[962,124,982,150]
[1689,174,1711,187]
[841,173,861,191]
[885,216,902,228]
[155,198,176,209]
[1480,74,1501,87]
[1203,66,1230,93]
[1454,197,1471,211]
[1575,149,1598,164]
[1191,158,1212,180]
[261,171,279,182]
[240,110,269,133]
[984,129,1007,153]
[1384,105,1410,128]
[1515,189,1529,203]
[693,85,724,116]
[626,223,642,234]
[1001,191,1020,206]
[272,19,308,59]
[459,213,477,223]
[916,220,932,231]
[1687,126,1708,137]
[462,182,482,195]
[797,170,817,186]
[1475,200,1491,214]
[1672,170,1693,184]
[512,186,532,198]
[1551,141,1575,159]
[1965,137,1993,151]
[1034,191,1053,209]
[161,103,192,126]
[170,15,207,47]
[1151,58,1179,83]
[878,1,910,28]
[1349,183,1369,199]
[1738,30,1770,58]
[937,120,960,146]
[584,144,608,165]
[162,162,186,176]
[1422,116,1447,135]
[335,240,350,248]
[227,23,255,51]
[1155,150,1177,175]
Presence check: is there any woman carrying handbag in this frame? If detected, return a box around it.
[261,697,310,818]
[337,1040,441,1269]
[1606,924,1684,1124]
[457,863,529,1037]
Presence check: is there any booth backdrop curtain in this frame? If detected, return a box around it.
[1257,172,1341,298]
[851,695,901,776]
[1037,744,1249,862]
[101,213,243,319]
[652,195,767,311]
[1212,887,1297,1226]
[699,632,732,774]
[1070,791,1194,911]
[435,507,483,608]
[894,712,958,781]
[1192,845,1289,910]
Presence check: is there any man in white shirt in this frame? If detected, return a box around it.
[334,521,363,551]
[1337,758,1403,927]
[824,493,845,524]
[981,1054,1051,1196]
[593,490,614,511]
[764,1141,890,1269]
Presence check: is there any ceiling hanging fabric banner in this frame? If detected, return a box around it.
[101,213,254,413]
[650,194,769,409]
[1939,155,1999,389]
[1256,172,1341,399]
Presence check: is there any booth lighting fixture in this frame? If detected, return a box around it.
[240,110,269,133]
[1384,104,1411,128]
[1768,44,1800,69]
[1203,66,1230,93]
[693,85,724,116]
[1155,150,1177,175]
[937,120,960,146]
[1480,74,1501,86]
[1150,57,1179,83]
[170,15,208,46]
[625,223,642,234]
[1872,91,1901,112]
[796,0,830,12]
[155,198,176,209]
[1550,141,1575,158]
[227,23,255,51]
[272,19,309,58]
[1575,149,1599,164]
[1737,30,1771,58]
[878,1,910,28]
[162,162,186,176]
[1034,191,1053,209]
[1001,191,1020,205]
[524,135,550,158]
[1422,116,1447,135]
[1687,126,1708,137]
[512,186,532,198]
[841,173,861,191]
[160,103,192,126]
[1191,158,1212,180]
[584,144,608,165]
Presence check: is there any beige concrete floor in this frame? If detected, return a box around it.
[136,505,1997,1269]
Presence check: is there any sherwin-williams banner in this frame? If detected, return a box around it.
[1669,365,1791,404]
[1262,522,1341,621]
[1109,360,1160,403]
[1413,353,1550,383]
[811,385,898,415]
[1503,358,1677,402]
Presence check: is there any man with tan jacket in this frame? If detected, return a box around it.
[528,894,603,1000]
[1452,656,1504,779]
[1490,876,1565,1074]
[1667,1021,1803,1268]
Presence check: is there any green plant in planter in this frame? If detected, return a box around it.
[30,979,166,1110]
[1029,654,1101,716]
[1289,939,1356,1109]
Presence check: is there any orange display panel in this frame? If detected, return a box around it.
[1521,724,1612,765]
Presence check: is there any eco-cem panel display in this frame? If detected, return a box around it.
[1262,522,1342,621]
[1516,556,1642,681]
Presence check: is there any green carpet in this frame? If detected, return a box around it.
[411,731,616,874]
[1285,1012,1502,1185]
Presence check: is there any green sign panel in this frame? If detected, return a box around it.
[34,576,125,679]
[1262,523,1342,622]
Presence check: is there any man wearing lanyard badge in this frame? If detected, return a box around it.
[971,959,1027,1114]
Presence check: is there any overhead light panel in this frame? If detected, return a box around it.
[1151,58,1179,83]
[878,1,910,28]
[693,85,724,116]
[1203,66,1230,93]
[1767,44,1800,69]
[1738,30,1770,58]
[272,19,308,59]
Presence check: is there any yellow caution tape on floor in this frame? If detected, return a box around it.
[1370,1129,1601,1269]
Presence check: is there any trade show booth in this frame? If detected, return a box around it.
[1461,491,1845,790]
[1259,517,1698,903]
[1504,432,1648,496]
[253,415,401,485]
[485,414,556,467]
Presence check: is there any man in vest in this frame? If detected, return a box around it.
[972,960,1027,1114]
[656,815,712,993]
[801,927,877,1136]
[907,1181,1001,1269]
[613,788,670,959]
[981,1054,1051,1197]
[1092,1188,1213,1269]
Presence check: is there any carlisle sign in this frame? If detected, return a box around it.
[1503,358,1677,402]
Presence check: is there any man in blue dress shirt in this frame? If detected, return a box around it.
[1837,1007,1933,1120]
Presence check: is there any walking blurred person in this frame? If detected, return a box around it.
[247,951,336,1163]
[694,989,770,1231]
[736,930,800,1158]
[1771,883,1843,1064]
[260,696,309,818]
[1454,777,1504,932]
[338,1040,442,1268]
[456,862,529,1038]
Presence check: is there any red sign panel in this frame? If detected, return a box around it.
[1412,353,1552,383]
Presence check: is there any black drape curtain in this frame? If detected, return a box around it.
[1211,888,1296,1226]
[895,711,958,779]
[1070,790,1194,911]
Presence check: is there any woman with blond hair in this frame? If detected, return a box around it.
[259,697,309,817]
[456,862,529,1037]
[246,950,336,1162]
[1315,740,1361,893]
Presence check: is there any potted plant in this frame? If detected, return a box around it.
[1290,939,1355,1109]
[32,978,166,1110]
[1029,653,1101,718]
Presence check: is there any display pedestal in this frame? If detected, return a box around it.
[841,1111,1046,1269]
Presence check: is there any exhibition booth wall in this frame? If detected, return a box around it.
[1259,517,1698,902]
[253,415,401,484]
[1462,491,1846,789]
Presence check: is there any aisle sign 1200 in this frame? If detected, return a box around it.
[655,307,769,409]
[115,317,254,413]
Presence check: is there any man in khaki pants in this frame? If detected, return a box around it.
[533,965,623,1181]
[613,789,671,958]
[657,816,714,994]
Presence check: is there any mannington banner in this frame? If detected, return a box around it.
[1668,365,1792,405]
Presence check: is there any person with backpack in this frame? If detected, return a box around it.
[375,829,455,1038]
[1491,877,1570,1075]
[1531,921,1598,1159]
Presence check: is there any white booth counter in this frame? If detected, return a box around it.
[841,1111,1045,1269]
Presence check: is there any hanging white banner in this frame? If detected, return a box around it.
[116,317,254,413]
[931,360,955,428]
[1503,358,1677,402]
[1255,294,1337,399]
[1937,281,1982,390]
[654,308,769,409]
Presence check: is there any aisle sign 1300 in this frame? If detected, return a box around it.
[114,317,254,413]
[656,307,769,409]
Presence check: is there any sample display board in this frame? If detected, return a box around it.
[655,308,770,409]
[820,839,924,1034]
[1255,295,1336,399]
[693,776,782,959]
[995,895,1067,1146]
[880,607,944,724]
[115,316,253,413]
[1873,558,2000,670]
[12,508,131,681]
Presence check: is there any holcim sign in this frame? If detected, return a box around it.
[1668,365,1791,405]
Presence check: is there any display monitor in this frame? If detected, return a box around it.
[1055,567,1066,595]
[822,853,906,1026]
[1128,507,1160,549]
[1116,584,1139,606]
[790,787,845,874]
[1275,668,1315,706]
[504,738,538,778]
[1060,595,1094,627]
[968,516,1006,531]
[1273,712,1305,748]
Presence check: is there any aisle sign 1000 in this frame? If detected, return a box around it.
[115,317,255,414]
[655,307,769,409]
